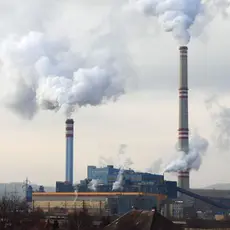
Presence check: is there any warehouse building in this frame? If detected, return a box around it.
[32,192,167,215]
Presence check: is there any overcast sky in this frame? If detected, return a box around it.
[0,0,229,188]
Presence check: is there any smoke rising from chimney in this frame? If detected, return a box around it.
[164,132,209,172]
[112,144,133,191]
[88,179,100,191]
[0,31,128,119]
[128,0,230,44]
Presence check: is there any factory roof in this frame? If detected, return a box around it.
[33,192,167,199]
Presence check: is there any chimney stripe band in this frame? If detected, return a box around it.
[178,133,189,136]
[66,130,73,135]
[66,127,73,131]
[179,87,188,90]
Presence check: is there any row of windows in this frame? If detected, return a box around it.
[33,201,106,209]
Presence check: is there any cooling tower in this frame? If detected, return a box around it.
[65,118,74,184]
[178,46,190,193]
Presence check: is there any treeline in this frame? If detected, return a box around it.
[0,195,111,230]
[0,194,45,229]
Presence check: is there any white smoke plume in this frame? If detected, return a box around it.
[74,187,78,203]
[164,133,209,172]
[128,0,230,44]
[0,30,126,119]
[112,144,133,191]
[113,170,124,191]
[88,179,100,191]
[205,95,230,151]
[0,0,136,120]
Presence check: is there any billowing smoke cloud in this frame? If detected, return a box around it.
[128,0,230,44]
[205,95,230,151]
[164,133,209,172]
[0,0,136,119]
[0,30,126,119]
[112,144,133,191]
[88,179,100,191]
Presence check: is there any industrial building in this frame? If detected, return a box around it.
[31,164,175,214]
[30,163,230,216]
[32,192,167,215]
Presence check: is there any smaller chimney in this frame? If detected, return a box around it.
[65,119,74,185]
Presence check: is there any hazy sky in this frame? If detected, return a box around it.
[0,0,230,188]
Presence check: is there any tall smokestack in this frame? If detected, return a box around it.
[178,46,190,193]
[65,119,74,185]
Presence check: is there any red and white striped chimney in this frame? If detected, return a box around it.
[178,46,190,193]
[65,119,74,185]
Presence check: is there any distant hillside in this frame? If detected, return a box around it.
[0,183,55,197]
[204,183,230,190]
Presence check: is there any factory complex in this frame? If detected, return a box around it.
[29,163,230,218]
[30,165,172,215]
[26,46,230,220]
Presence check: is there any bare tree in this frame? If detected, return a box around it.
[0,194,45,230]
[68,210,93,230]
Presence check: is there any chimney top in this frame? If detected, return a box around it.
[179,46,188,51]
[66,119,74,124]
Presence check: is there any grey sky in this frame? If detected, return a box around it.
[0,0,229,188]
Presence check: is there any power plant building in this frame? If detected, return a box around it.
[32,164,178,215]
[31,161,230,217]
[87,165,165,187]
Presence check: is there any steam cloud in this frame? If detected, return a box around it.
[88,179,100,191]
[205,95,230,151]
[128,0,230,44]
[0,31,126,119]
[112,144,133,191]
[164,133,209,172]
